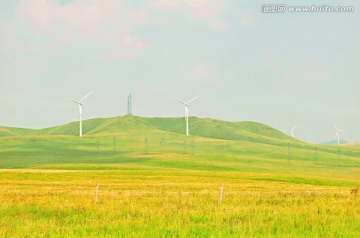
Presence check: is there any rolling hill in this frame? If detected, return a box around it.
[1,115,296,144]
[0,126,37,136]
[0,115,359,175]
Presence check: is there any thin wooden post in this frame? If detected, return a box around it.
[94,184,99,204]
[144,138,148,153]
[218,184,224,204]
[160,138,165,151]
[113,137,116,154]
[287,143,291,161]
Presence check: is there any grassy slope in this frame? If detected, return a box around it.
[1,115,292,140]
[0,115,359,181]
[0,126,37,136]
[21,115,296,145]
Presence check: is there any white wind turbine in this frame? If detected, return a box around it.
[176,95,200,136]
[334,125,345,146]
[68,92,92,137]
[290,124,297,138]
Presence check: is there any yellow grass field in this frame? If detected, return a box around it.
[1,169,359,237]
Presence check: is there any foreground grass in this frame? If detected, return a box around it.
[1,123,360,237]
[1,170,360,237]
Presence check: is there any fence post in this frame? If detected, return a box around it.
[287,143,291,161]
[144,138,148,153]
[113,137,116,154]
[94,184,99,204]
[218,184,224,204]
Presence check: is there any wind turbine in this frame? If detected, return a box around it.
[290,124,297,138]
[176,95,199,136]
[68,92,92,137]
[334,125,345,146]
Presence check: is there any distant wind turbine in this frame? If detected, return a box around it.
[290,124,297,138]
[68,92,92,137]
[334,125,345,146]
[176,95,199,136]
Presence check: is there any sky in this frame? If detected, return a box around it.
[0,0,359,143]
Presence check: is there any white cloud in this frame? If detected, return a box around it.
[150,0,182,10]
[14,0,147,59]
[149,0,225,25]
[195,63,209,77]
[193,63,226,84]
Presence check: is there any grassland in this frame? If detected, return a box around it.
[0,115,360,237]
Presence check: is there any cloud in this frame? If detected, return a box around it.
[150,0,182,11]
[128,8,149,25]
[17,0,124,30]
[14,0,148,59]
[195,63,209,77]
[193,63,226,84]
[106,35,148,60]
[5,0,230,62]
[186,0,223,20]
[150,0,225,27]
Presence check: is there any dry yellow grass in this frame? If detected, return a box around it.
[0,170,359,237]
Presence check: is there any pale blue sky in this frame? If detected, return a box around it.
[0,0,359,143]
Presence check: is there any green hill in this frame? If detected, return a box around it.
[1,115,359,176]
[143,116,296,146]
[0,126,37,136]
[2,115,296,145]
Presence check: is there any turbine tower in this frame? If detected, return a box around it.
[176,95,199,136]
[127,93,132,115]
[68,92,92,137]
[334,125,345,146]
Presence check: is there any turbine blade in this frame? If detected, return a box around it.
[333,124,339,131]
[80,92,92,103]
[187,95,200,104]
[68,97,80,104]
[175,97,187,105]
